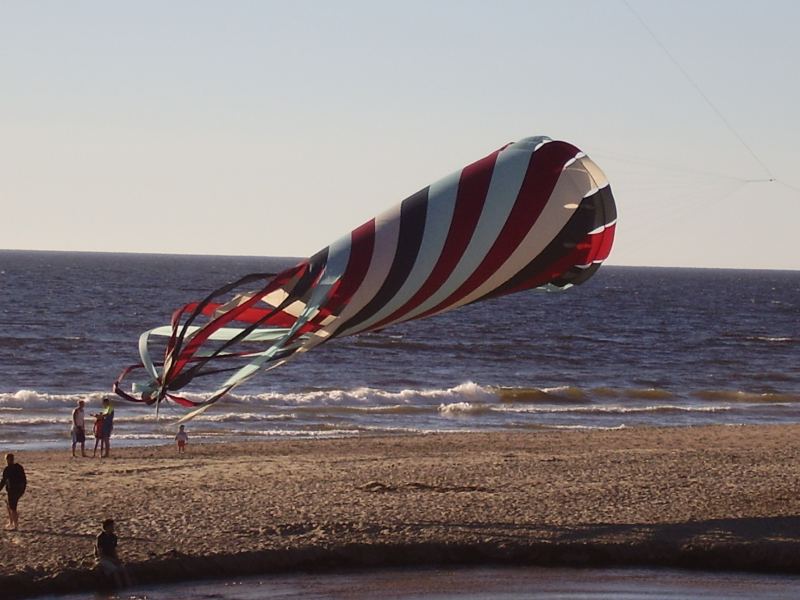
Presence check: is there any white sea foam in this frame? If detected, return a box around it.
[0,390,110,409]
[439,402,493,416]
[202,412,296,423]
[539,385,587,400]
[0,385,493,411]
[228,381,498,407]
[548,424,628,430]
[5,382,797,415]
[503,404,732,415]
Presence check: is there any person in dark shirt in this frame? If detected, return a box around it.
[0,453,26,530]
[95,518,131,587]
[99,397,115,458]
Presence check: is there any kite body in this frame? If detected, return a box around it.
[114,136,616,413]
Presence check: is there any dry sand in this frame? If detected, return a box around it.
[2,425,800,597]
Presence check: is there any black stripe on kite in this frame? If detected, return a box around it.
[335,187,430,333]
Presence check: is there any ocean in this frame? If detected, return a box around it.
[1,250,798,450]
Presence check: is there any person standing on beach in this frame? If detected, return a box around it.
[95,518,131,588]
[71,399,87,458]
[99,397,114,458]
[92,413,105,458]
[0,453,26,530]
[175,424,188,454]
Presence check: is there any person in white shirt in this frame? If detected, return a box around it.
[175,425,188,454]
[71,399,87,458]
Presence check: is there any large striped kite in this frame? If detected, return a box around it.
[114,136,616,416]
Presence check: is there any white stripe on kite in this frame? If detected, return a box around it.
[380,139,535,327]
[337,171,460,337]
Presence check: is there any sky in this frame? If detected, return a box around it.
[1,0,798,269]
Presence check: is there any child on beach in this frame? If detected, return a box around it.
[175,425,188,454]
[95,518,131,588]
[92,413,104,458]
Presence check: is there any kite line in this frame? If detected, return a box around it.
[622,0,776,183]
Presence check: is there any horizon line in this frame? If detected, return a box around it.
[1,247,797,273]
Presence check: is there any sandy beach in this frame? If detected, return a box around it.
[2,425,800,598]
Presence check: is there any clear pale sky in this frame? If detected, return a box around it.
[2,1,798,269]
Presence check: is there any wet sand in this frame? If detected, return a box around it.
[2,425,800,598]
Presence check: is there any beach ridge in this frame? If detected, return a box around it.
[5,534,800,598]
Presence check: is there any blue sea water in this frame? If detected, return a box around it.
[0,250,798,449]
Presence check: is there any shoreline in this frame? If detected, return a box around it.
[2,425,800,598]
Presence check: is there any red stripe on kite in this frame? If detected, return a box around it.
[364,148,500,331]
[413,141,580,321]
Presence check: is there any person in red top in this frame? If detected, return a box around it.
[92,413,105,458]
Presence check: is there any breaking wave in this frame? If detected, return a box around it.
[3,382,799,413]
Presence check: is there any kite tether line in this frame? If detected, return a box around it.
[622,0,776,183]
